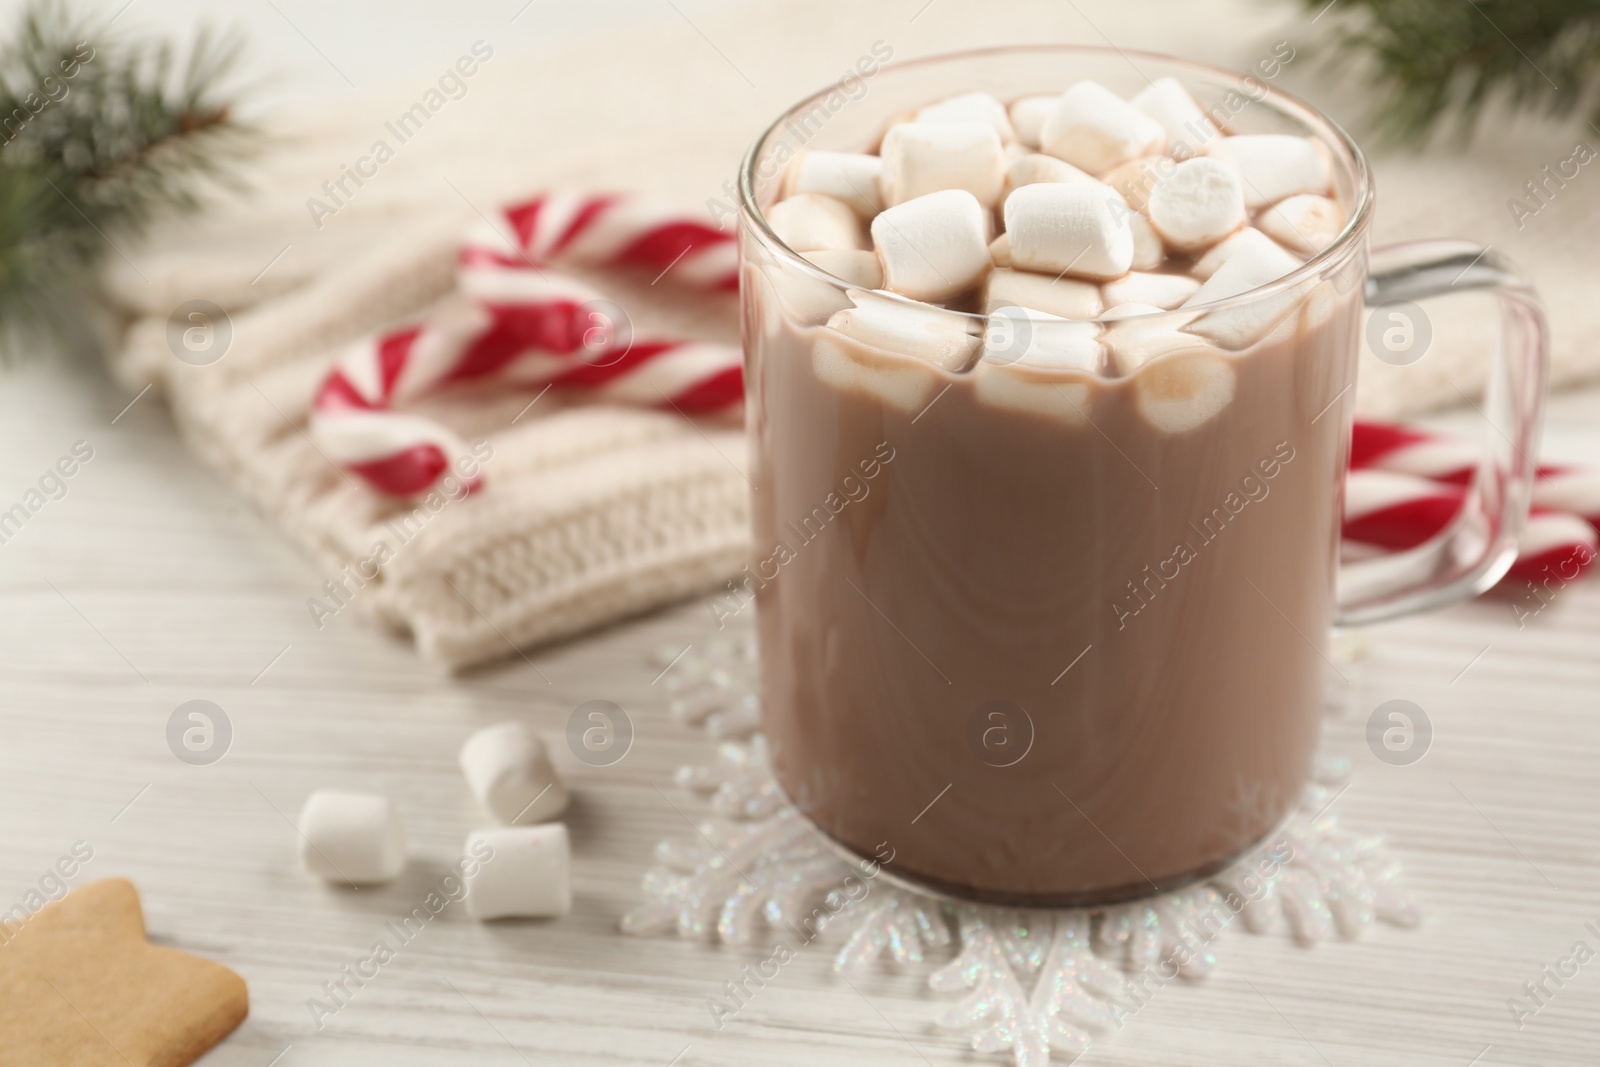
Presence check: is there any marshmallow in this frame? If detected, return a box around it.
[880,121,1006,207]
[297,790,406,885]
[1102,308,1210,375]
[464,825,571,920]
[1102,302,1168,321]
[803,248,884,289]
[1099,156,1172,213]
[1145,157,1246,251]
[1132,349,1238,434]
[1001,153,1094,202]
[1298,281,1339,334]
[459,721,569,825]
[1129,213,1165,271]
[1131,78,1218,154]
[982,306,1103,370]
[1204,135,1332,209]
[1182,232,1308,348]
[1102,271,1202,310]
[767,193,865,252]
[1257,194,1346,255]
[984,267,1104,319]
[1009,95,1058,148]
[815,299,975,414]
[915,90,1016,140]
[826,291,981,371]
[1183,233,1303,307]
[1190,227,1286,281]
[1004,181,1133,280]
[1040,80,1167,174]
[989,232,1013,268]
[784,151,884,217]
[816,292,977,413]
[871,189,992,302]
[976,308,1100,423]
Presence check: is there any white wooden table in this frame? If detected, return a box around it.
[3,332,1599,1067]
[4,2,1600,1064]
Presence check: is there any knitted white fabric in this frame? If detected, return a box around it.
[99,0,1598,667]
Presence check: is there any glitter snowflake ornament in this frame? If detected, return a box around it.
[626,631,1419,1066]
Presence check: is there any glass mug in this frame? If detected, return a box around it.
[738,47,1547,907]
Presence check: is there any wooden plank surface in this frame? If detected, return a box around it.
[2,342,1599,1067]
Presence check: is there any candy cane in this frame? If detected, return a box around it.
[1345,430,1598,586]
[463,191,739,290]
[310,193,741,497]
[1353,420,1600,531]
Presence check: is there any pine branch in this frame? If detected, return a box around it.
[0,1,252,356]
[1302,0,1600,143]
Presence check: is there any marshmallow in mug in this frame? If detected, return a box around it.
[464,825,572,920]
[1132,77,1219,151]
[783,151,884,218]
[1040,80,1167,174]
[879,121,1006,208]
[297,790,407,885]
[1003,181,1134,280]
[913,90,1016,140]
[767,193,866,253]
[871,189,992,302]
[458,721,569,825]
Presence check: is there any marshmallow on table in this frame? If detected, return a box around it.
[1128,213,1165,271]
[463,825,571,920]
[871,188,991,302]
[915,90,1016,140]
[803,248,884,289]
[298,790,406,886]
[1145,157,1245,252]
[984,267,1104,319]
[1131,77,1218,154]
[880,121,1006,207]
[784,151,884,217]
[1257,194,1346,255]
[1102,271,1202,310]
[1040,80,1167,174]
[1001,153,1094,202]
[1191,227,1286,281]
[1099,156,1172,213]
[1004,181,1133,280]
[767,193,865,252]
[1182,227,1307,348]
[977,307,1102,423]
[1204,135,1332,209]
[459,721,569,825]
[1009,94,1057,148]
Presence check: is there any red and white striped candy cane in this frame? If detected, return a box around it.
[310,193,742,497]
[462,190,739,290]
[1352,420,1600,530]
[1346,422,1599,585]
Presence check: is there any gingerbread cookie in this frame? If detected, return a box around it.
[0,878,247,1066]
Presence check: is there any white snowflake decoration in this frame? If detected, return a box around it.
[625,632,1419,1065]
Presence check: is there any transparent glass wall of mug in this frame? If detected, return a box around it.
[738,47,1541,907]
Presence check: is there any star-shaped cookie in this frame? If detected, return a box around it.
[0,878,247,1067]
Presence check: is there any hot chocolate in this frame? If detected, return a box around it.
[742,71,1364,904]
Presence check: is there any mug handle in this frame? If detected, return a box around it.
[1335,240,1550,625]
